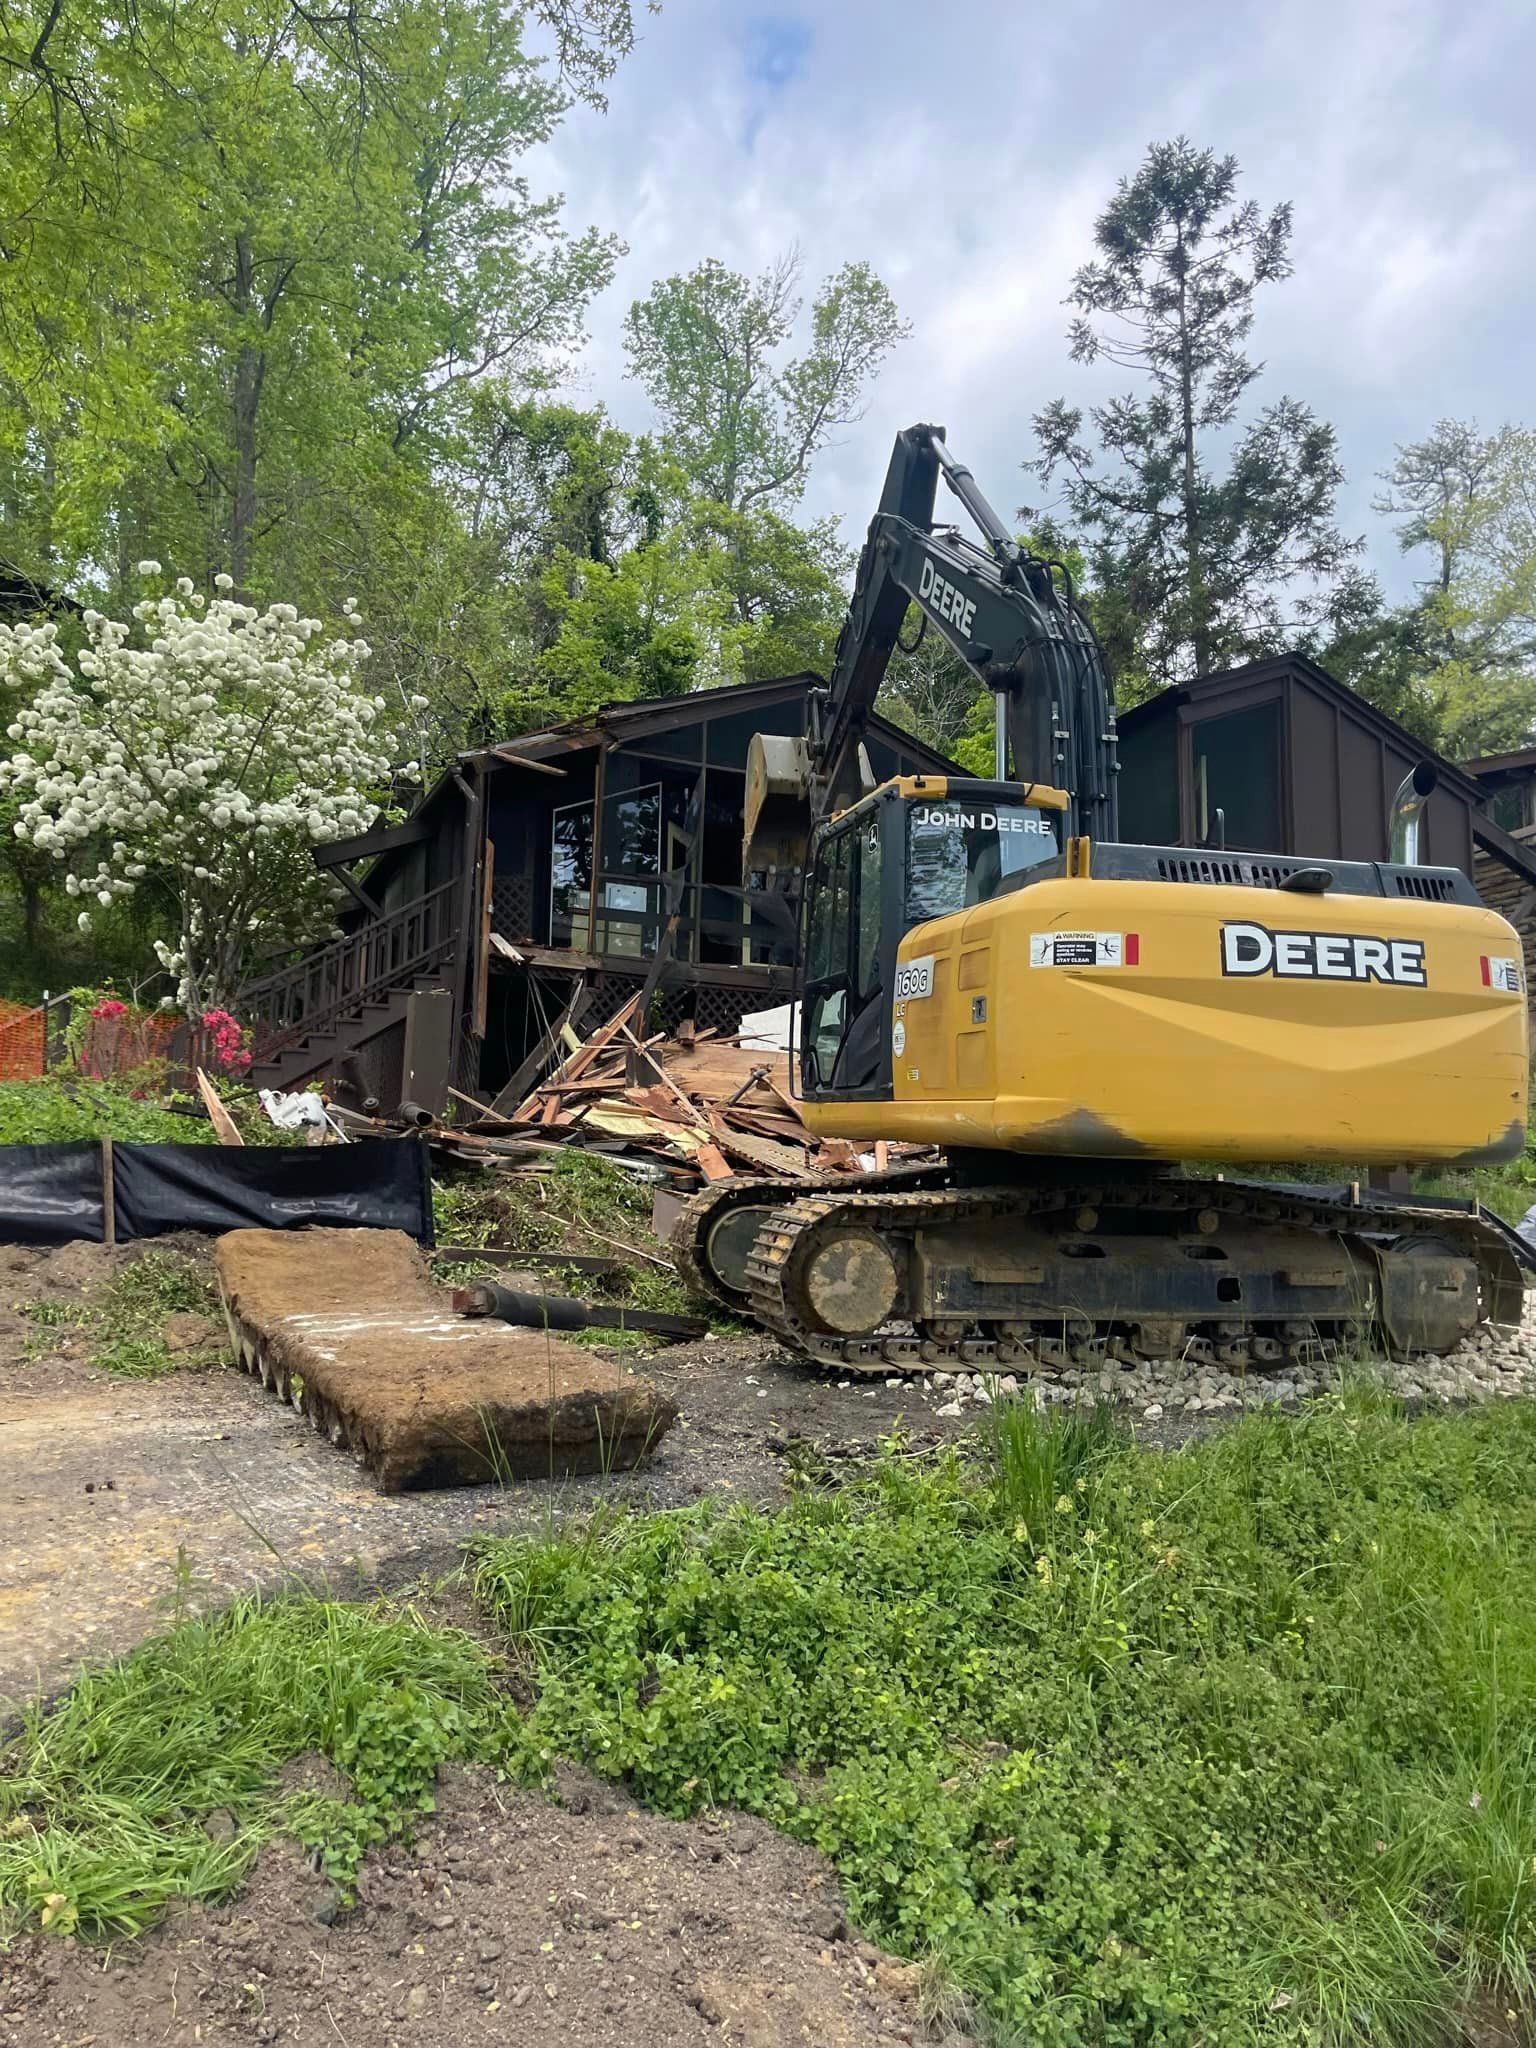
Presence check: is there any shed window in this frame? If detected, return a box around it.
[1490,783,1533,833]
[1191,702,1282,851]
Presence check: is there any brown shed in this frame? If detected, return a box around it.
[1116,655,1485,871]
[1118,655,1536,1004]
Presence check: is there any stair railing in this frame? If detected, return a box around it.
[240,879,459,1061]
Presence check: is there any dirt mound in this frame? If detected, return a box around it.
[0,1765,950,2047]
[215,1228,678,1491]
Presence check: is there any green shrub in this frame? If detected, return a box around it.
[0,1076,210,1146]
[476,1396,1536,2046]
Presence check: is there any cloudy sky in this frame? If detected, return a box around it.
[540,0,1534,597]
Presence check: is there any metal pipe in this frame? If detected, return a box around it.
[1389,762,1438,864]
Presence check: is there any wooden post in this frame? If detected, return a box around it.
[588,735,608,956]
[100,1136,115,1247]
[473,837,494,1040]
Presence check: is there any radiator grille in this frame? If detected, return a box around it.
[1155,855,1300,889]
[1392,871,1457,902]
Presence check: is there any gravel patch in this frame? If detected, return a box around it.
[910,1296,1536,1421]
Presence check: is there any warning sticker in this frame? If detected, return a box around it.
[1483,954,1524,994]
[1030,930,1130,969]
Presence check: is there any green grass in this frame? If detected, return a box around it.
[90,1249,224,1379]
[20,1248,226,1379]
[474,1395,1536,2046]
[0,1076,212,1146]
[8,1396,1536,2045]
[0,1591,499,1936]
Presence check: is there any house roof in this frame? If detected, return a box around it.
[1116,653,1488,806]
[469,673,836,762]
[1464,745,1536,779]
[341,674,964,873]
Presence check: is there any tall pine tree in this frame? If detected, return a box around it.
[1027,139,1362,693]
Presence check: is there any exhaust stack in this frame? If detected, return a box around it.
[1390,762,1437,865]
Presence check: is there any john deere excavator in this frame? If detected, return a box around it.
[673,423,1531,1373]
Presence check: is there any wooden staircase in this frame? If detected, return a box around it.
[241,879,458,1093]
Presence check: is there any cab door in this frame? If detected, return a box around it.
[800,809,891,1101]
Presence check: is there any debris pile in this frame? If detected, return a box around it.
[325,997,927,1193]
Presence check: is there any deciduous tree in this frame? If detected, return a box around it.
[0,571,400,1013]
[623,252,909,512]
[1376,419,1536,757]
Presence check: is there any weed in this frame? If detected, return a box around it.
[569,1326,654,1353]
[83,1249,223,1379]
[984,1391,1126,1543]
[20,1298,73,1327]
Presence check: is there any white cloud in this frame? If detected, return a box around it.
[541,0,1536,591]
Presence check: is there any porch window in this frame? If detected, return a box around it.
[596,783,662,958]
[550,784,664,956]
[550,800,594,950]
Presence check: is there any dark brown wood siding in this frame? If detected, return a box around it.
[1117,658,1481,878]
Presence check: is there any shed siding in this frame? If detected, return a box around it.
[1289,684,1341,856]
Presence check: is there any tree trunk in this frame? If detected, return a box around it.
[230,230,265,589]
[1174,222,1210,676]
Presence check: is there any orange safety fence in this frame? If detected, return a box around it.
[0,999,47,1081]
[0,997,187,1085]
[77,1004,180,1078]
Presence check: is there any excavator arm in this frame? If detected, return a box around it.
[744,424,1118,872]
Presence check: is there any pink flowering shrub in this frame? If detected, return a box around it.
[200,1007,252,1074]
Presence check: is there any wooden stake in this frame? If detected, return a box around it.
[100,1135,115,1247]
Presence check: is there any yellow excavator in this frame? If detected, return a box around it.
[674,424,1531,1373]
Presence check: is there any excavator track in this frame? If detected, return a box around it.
[670,1163,952,1316]
[675,1171,1529,1376]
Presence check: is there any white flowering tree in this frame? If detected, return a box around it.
[0,568,407,1017]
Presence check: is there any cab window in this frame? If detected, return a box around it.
[802,813,885,1093]
[906,800,1058,922]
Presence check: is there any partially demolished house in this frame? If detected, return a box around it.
[243,675,956,1112]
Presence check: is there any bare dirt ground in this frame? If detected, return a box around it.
[0,1762,949,2048]
[0,1238,945,1707]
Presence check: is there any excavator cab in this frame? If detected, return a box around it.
[800,776,1066,1099]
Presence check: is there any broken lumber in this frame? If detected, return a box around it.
[195,1068,245,1146]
